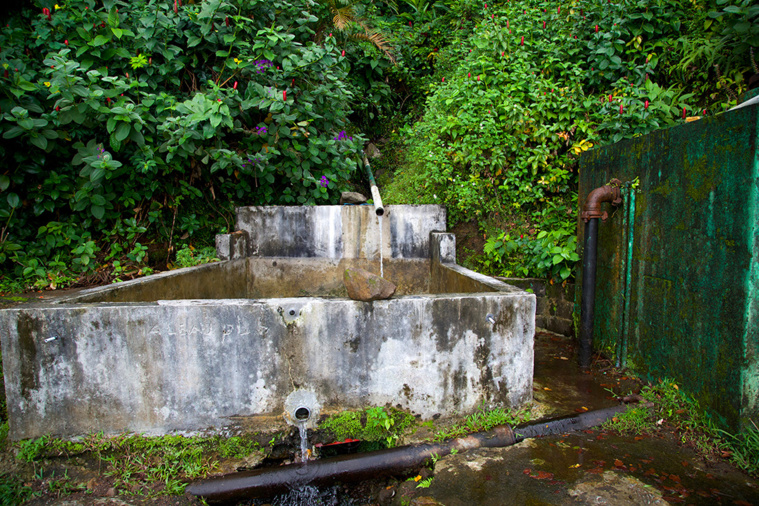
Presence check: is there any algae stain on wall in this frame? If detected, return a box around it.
[578,102,759,431]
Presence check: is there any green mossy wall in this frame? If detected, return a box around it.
[578,102,759,431]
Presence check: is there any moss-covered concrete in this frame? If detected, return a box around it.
[578,102,759,431]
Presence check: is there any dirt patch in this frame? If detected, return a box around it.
[450,220,484,267]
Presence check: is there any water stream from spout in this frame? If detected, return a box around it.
[298,420,309,463]
[378,215,384,278]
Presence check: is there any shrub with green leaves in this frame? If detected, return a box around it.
[0,0,374,291]
[381,0,753,278]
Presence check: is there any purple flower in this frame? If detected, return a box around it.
[320,176,329,188]
[255,126,267,135]
[333,130,348,141]
[253,60,274,73]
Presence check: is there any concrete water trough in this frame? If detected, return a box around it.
[0,205,535,440]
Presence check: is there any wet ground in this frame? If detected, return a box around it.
[10,331,759,505]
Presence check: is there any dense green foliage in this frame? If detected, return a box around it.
[0,0,388,291]
[380,0,755,279]
[0,0,756,289]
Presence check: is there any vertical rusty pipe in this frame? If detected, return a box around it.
[579,179,622,369]
[579,218,599,368]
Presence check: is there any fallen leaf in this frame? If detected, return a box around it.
[523,468,532,475]
[534,471,554,480]
[543,387,552,391]
[681,460,689,467]
[559,356,569,360]
[669,474,681,483]
[720,450,733,458]
[569,463,581,468]
[614,459,625,468]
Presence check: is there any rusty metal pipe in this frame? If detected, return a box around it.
[186,403,641,504]
[186,426,514,503]
[579,179,622,368]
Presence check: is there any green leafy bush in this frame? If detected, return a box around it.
[381,0,753,279]
[0,0,373,291]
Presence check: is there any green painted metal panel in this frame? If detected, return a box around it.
[578,103,759,431]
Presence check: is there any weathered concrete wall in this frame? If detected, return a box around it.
[61,259,249,303]
[577,100,758,430]
[0,204,536,440]
[0,292,534,439]
[246,258,431,298]
[233,205,446,259]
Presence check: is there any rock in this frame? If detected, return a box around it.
[343,267,396,301]
[365,142,381,159]
[340,192,367,205]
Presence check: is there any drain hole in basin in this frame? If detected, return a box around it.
[295,407,311,421]
[289,309,296,316]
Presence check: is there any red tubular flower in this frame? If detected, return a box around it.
[56,106,60,111]
[409,21,412,27]
[608,95,612,102]
[42,7,51,21]
[645,73,649,81]
[442,77,445,82]
[506,20,509,29]
[468,72,471,77]
[233,81,238,90]
[477,75,480,81]
[148,57,152,65]
[174,0,178,13]
[557,6,560,14]
[225,17,229,27]
[703,109,707,115]
[484,3,487,7]
[520,36,524,45]
[107,97,111,104]
[682,107,686,119]
[292,78,295,85]
[64,39,68,46]
[492,14,494,19]
[543,21,546,29]
[645,99,649,109]
[501,51,505,57]
[341,50,345,56]
[619,103,623,114]
[283,90,287,100]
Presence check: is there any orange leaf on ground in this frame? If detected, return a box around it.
[534,471,554,480]
[614,459,624,467]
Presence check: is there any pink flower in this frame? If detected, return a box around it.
[233,81,238,90]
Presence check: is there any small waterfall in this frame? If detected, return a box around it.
[378,214,384,278]
[298,419,309,463]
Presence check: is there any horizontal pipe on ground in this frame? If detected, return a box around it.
[187,403,641,504]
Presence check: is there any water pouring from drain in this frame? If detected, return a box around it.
[284,390,321,464]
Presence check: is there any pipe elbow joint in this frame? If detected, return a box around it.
[581,178,623,223]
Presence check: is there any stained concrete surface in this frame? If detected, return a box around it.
[12,331,759,505]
